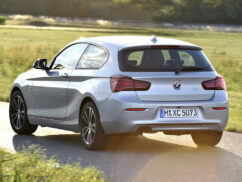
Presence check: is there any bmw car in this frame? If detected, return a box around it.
[9,36,228,150]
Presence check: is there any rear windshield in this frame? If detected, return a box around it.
[118,48,213,72]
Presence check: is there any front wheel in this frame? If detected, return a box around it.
[80,102,107,150]
[9,90,38,134]
[191,131,223,146]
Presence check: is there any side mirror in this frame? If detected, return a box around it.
[33,59,47,69]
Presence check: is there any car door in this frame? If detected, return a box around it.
[29,43,88,120]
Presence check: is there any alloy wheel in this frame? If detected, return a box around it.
[10,95,25,130]
[81,107,97,145]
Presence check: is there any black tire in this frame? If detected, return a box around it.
[9,90,38,134]
[80,101,107,150]
[191,131,223,146]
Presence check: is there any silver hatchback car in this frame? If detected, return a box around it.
[9,36,228,150]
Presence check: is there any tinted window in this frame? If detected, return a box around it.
[178,51,195,66]
[119,48,213,72]
[52,44,88,69]
[128,51,143,66]
[77,45,108,69]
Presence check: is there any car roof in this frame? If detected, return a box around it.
[73,36,201,50]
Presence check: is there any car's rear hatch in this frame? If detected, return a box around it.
[118,46,216,102]
[131,72,215,101]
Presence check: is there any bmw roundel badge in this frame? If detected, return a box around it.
[173,80,182,90]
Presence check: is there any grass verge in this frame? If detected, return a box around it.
[0,146,106,182]
[0,26,241,132]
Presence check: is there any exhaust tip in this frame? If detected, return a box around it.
[137,126,153,135]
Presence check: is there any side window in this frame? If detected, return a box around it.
[77,45,108,69]
[178,50,195,66]
[52,44,88,70]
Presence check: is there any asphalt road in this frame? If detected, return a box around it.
[0,102,241,182]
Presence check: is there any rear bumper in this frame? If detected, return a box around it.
[98,90,229,134]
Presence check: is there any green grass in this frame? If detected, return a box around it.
[0,26,241,132]
[0,146,106,182]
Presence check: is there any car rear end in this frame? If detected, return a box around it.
[100,44,228,139]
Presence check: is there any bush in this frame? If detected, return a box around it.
[27,20,49,26]
[0,146,107,182]
[0,16,6,24]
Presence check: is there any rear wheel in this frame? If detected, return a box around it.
[191,131,223,146]
[80,101,107,150]
[9,90,38,134]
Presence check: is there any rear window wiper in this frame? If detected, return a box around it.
[175,66,205,74]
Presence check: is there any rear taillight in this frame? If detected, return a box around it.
[202,76,226,90]
[110,76,151,92]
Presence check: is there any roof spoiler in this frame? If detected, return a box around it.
[120,45,202,51]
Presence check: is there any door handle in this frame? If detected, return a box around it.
[61,73,69,79]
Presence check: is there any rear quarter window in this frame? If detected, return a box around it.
[77,45,108,69]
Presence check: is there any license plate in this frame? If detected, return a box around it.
[160,108,199,118]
